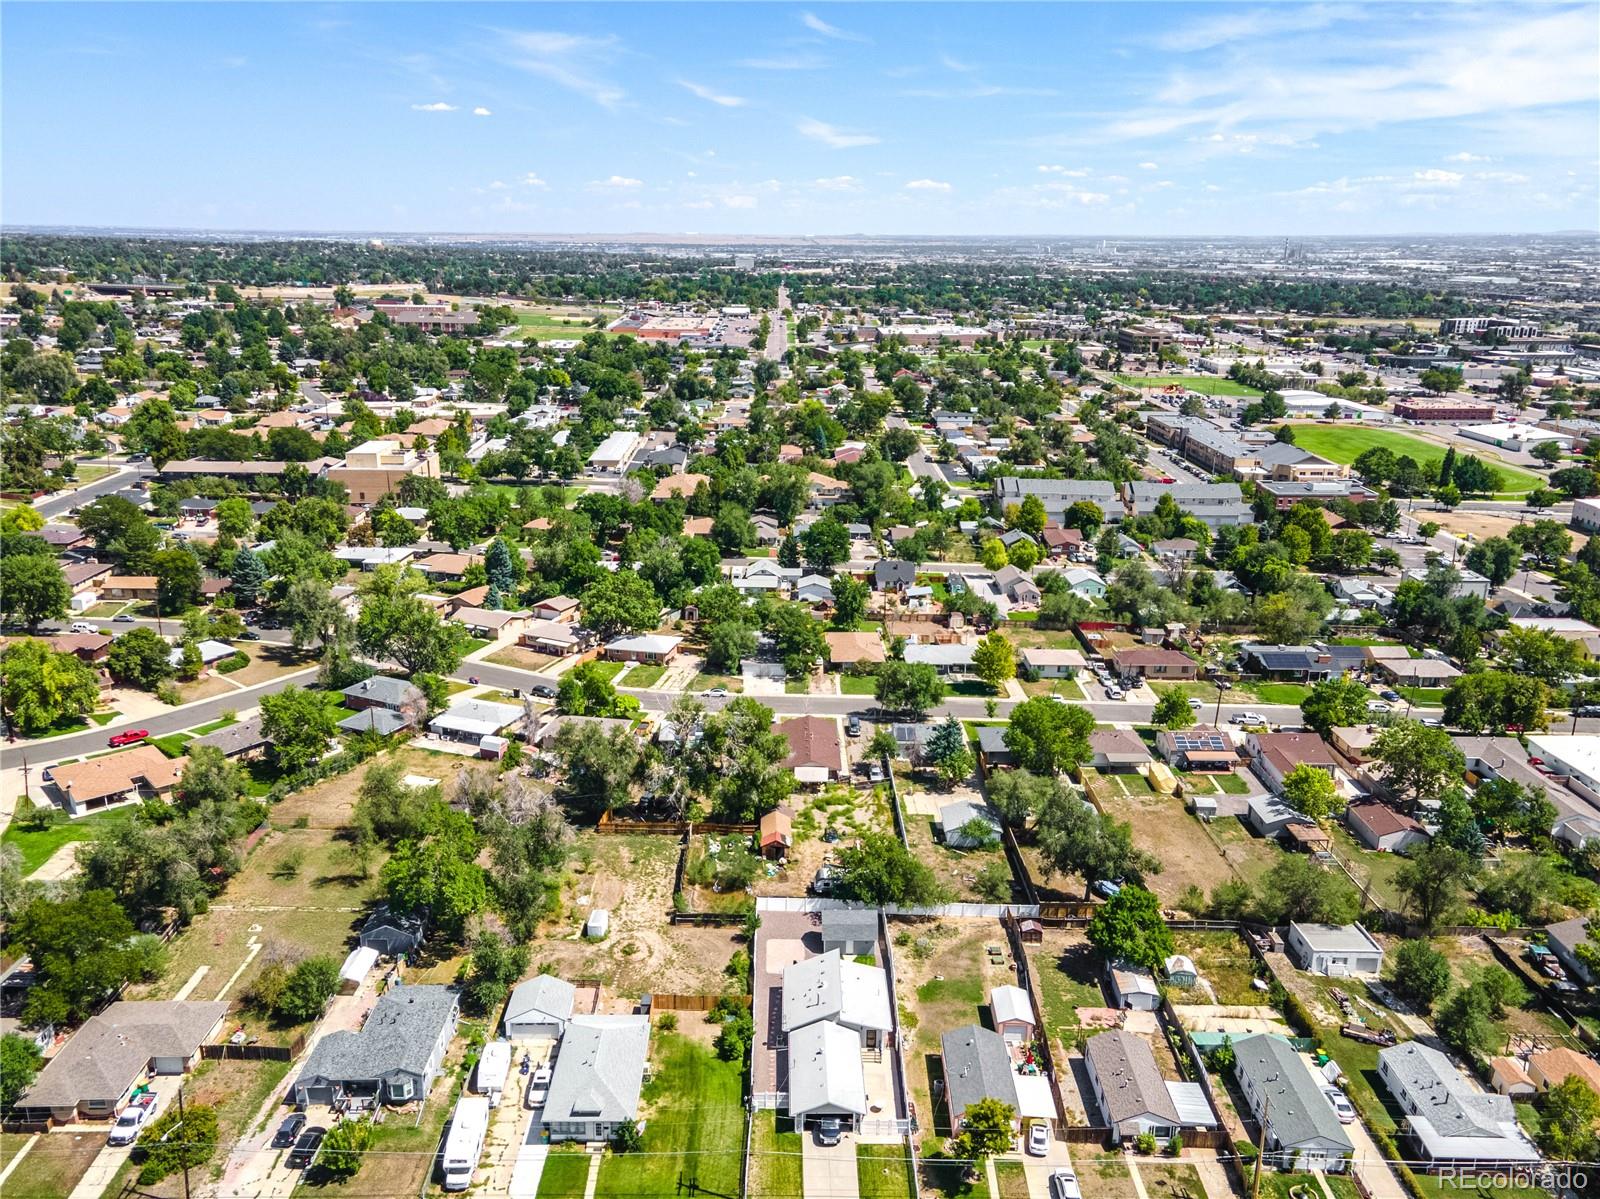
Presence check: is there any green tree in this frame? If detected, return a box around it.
[1252,856,1360,925]
[1443,671,1549,734]
[971,631,1016,694]
[11,889,141,1025]
[767,601,826,676]
[1465,537,1521,588]
[579,570,660,636]
[484,537,521,595]
[1436,983,1498,1059]
[1539,1076,1600,1161]
[1299,677,1372,736]
[1014,495,1048,536]
[980,538,1009,570]
[106,625,175,690]
[948,1096,1017,1165]
[314,1115,375,1181]
[137,1103,219,1186]
[0,554,70,626]
[704,620,758,674]
[280,576,350,652]
[831,573,868,626]
[152,548,203,615]
[1370,721,1465,807]
[985,769,1063,828]
[1064,501,1104,534]
[380,808,489,941]
[1395,843,1474,930]
[836,831,948,905]
[1087,885,1174,972]
[258,685,338,775]
[873,660,946,718]
[1388,940,1452,1014]
[461,932,531,1015]
[0,1033,43,1111]
[553,721,644,817]
[923,718,975,788]
[801,518,851,572]
[1151,689,1196,730]
[0,639,99,734]
[1281,764,1340,821]
[1003,697,1095,775]
[275,956,340,1023]
[174,745,244,808]
[1034,784,1158,892]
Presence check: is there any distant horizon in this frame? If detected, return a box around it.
[4,3,1596,237]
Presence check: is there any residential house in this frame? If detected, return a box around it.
[414,553,481,582]
[760,807,794,861]
[976,726,1015,771]
[532,596,581,624]
[503,975,577,1040]
[1110,647,1198,681]
[358,904,426,957]
[522,620,585,657]
[1544,917,1594,985]
[340,674,428,736]
[189,714,270,760]
[45,745,186,817]
[541,1016,651,1142]
[1488,1058,1537,1099]
[1378,1041,1538,1165]
[941,1025,1021,1131]
[937,799,1002,849]
[1376,658,1463,688]
[780,716,846,784]
[1246,794,1313,839]
[1088,729,1153,773]
[993,565,1041,607]
[751,514,784,545]
[1345,802,1429,853]
[1084,1030,1204,1144]
[1020,647,1086,678]
[651,473,707,501]
[819,909,878,958]
[1240,644,1367,682]
[1059,567,1108,600]
[428,697,522,745]
[906,642,977,676]
[1286,923,1385,976]
[788,1020,867,1132]
[731,560,800,596]
[873,559,917,591]
[1247,732,1341,795]
[1154,728,1238,772]
[102,575,160,602]
[14,1000,229,1123]
[781,951,894,1049]
[825,631,886,670]
[292,985,459,1106]
[1040,526,1083,559]
[451,606,531,643]
[1233,1035,1354,1171]
[603,633,682,664]
[795,575,835,605]
[1527,1047,1600,1097]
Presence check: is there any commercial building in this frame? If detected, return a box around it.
[1394,399,1498,422]
[328,439,441,505]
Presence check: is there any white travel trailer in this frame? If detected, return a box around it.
[441,1096,490,1192]
[476,1040,512,1107]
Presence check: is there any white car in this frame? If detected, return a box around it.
[1025,1121,1050,1156]
[1366,700,1391,714]
[1050,1171,1083,1199]
[701,687,729,698]
[1323,1087,1357,1124]
[109,1093,159,1145]
[1187,697,1205,710]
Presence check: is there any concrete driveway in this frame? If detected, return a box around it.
[803,1130,859,1199]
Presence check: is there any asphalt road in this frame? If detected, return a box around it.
[765,285,789,363]
[33,462,149,518]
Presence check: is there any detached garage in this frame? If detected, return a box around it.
[504,975,577,1040]
[1286,922,1385,976]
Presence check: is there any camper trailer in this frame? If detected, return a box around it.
[476,1040,512,1107]
[441,1096,490,1191]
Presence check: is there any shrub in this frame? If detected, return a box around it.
[1134,1131,1158,1155]
[136,1103,219,1184]
[715,1011,753,1062]
[657,1012,678,1032]
[156,681,182,706]
[217,652,250,674]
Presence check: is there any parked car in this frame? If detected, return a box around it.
[1091,879,1122,900]
[108,729,150,748]
[702,687,729,698]
[69,621,99,634]
[814,1118,843,1147]
[1366,701,1391,714]
[1187,697,1205,710]
[1104,686,1123,700]
[1026,1121,1050,1156]
[271,1113,307,1149]
[1576,705,1600,718]
[846,714,862,738]
[108,1093,159,1145]
[866,762,885,784]
[1050,1171,1083,1199]
[1420,716,1443,728]
[528,682,558,699]
[1379,689,1403,703]
[112,613,136,623]
[1323,1087,1357,1124]
[238,631,261,641]
[286,1126,327,1170]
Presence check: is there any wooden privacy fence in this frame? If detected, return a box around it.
[596,813,756,837]
[650,992,751,1013]
[202,1032,305,1062]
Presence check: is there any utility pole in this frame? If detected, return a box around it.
[1251,1091,1269,1199]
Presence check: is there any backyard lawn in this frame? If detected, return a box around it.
[1288,426,1542,495]
[593,1032,744,1199]
[1253,683,1312,705]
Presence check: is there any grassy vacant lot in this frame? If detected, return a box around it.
[1169,930,1264,1004]
[594,1033,744,1199]
[904,812,1010,903]
[1031,931,1108,1049]
[3,803,138,874]
[1327,824,1408,911]
[1113,374,1263,397]
[1288,426,1542,495]
[858,1145,916,1199]
[749,1112,802,1199]
[1139,1163,1207,1199]
[1095,784,1233,906]
[0,1131,104,1198]
[1077,1154,1141,1199]
[1207,815,1288,884]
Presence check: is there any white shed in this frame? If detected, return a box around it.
[585,909,611,940]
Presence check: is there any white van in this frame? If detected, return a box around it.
[70,621,99,634]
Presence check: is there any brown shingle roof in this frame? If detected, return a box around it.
[48,744,185,804]
[780,716,845,774]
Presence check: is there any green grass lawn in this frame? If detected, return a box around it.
[1396,686,1449,707]
[858,1145,915,1199]
[586,660,627,683]
[840,673,879,695]
[993,1161,1031,1199]
[1288,426,1543,495]
[1214,771,1250,795]
[923,1159,989,1199]
[618,663,666,688]
[150,732,194,758]
[192,715,238,735]
[594,1033,744,1199]
[536,1151,595,1199]
[1254,682,1313,704]
[3,804,138,875]
[1113,374,1263,397]
[749,1112,802,1199]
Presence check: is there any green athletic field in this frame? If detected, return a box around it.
[1113,374,1264,397]
[1288,425,1543,495]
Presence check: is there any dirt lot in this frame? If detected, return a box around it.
[1429,509,1588,551]
[486,645,560,673]
[530,834,740,994]
[892,917,1021,1139]
[271,747,495,829]
[1094,783,1236,906]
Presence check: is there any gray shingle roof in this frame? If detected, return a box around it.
[20,1001,229,1109]
[339,708,413,736]
[1234,1034,1352,1152]
[504,975,576,1029]
[296,985,456,1088]
[1379,1042,1516,1141]
[941,1024,1019,1122]
[1085,1030,1181,1127]
[542,1016,650,1122]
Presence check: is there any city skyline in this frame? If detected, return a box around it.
[3,1,1597,237]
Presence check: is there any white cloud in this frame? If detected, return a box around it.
[1446,151,1490,163]
[940,53,975,72]
[722,195,758,209]
[411,102,458,112]
[494,29,626,109]
[1138,161,1159,170]
[521,173,549,189]
[905,178,952,192]
[1476,170,1530,184]
[1413,168,1463,185]
[590,175,643,189]
[1157,4,1363,52]
[801,11,869,42]
[737,53,825,70]
[1038,164,1091,176]
[813,175,861,190]
[993,180,1111,208]
[678,79,746,107]
[796,117,880,148]
[473,106,492,117]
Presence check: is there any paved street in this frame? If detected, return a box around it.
[32,462,150,518]
[766,284,790,362]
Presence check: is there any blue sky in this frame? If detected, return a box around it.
[5,3,1596,236]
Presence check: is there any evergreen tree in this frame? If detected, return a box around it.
[230,547,267,606]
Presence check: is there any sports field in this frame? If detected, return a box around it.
[515,308,611,339]
[1113,374,1263,397]
[1288,425,1543,495]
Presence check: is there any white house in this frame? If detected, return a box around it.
[1378,1041,1539,1165]
[1286,923,1385,977]
[781,950,894,1049]
[541,1016,650,1142]
[786,1019,867,1131]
